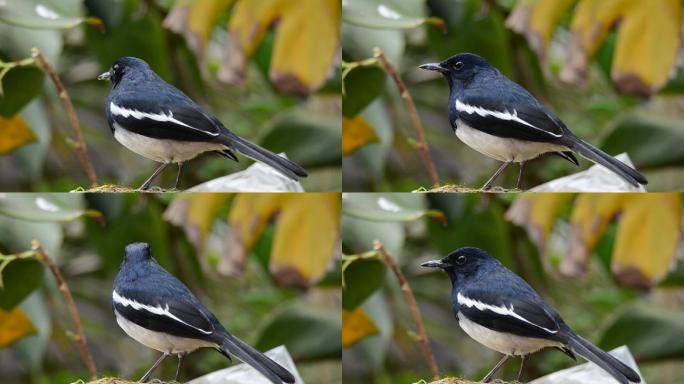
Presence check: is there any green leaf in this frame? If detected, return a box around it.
[599,305,684,361]
[342,0,445,31]
[342,216,404,260]
[0,194,100,222]
[427,194,512,265]
[255,306,341,360]
[0,0,102,30]
[0,66,43,117]
[426,0,513,76]
[342,66,386,118]
[601,111,684,168]
[260,113,341,168]
[85,5,172,81]
[342,193,443,222]
[0,259,43,310]
[342,257,386,310]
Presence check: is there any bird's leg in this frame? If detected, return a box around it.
[139,352,170,383]
[517,355,527,382]
[174,162,185,190]
[139,162,171,190]
[175,352,186,381]
[481,354,511,383]
[516,161,526,190]
[481,161,512,190]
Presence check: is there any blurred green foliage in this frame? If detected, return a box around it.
[341,193,684,383]
[342,0,684,191]
[0,193,341,383]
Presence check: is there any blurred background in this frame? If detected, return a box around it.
[0,0,341,192]
[342,193,684,383]
[0,192,341,383]
[342,0,684,191]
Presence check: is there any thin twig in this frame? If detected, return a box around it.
[32,240,97,380]
[373,47,441,188]
[31,48,98,187]
[374,240,440,380]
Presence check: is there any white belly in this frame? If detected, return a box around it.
[455,121,567,162]
[113,123,225,163]
[458,313,561,356]
[115,311,217,354]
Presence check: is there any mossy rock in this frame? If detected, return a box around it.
[84,379,181,384]
[73,184,179,193]
[414,185,520,193]
[426,378,516,384]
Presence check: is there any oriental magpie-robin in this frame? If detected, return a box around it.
[112,242,295,383]
[422,247,641,384]
[420,53,647,190]
[98,57,307,190]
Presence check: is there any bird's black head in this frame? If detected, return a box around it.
[97,57,150,86]
[123,242,153,263]
[419,53,495,86]
[421,246,498,283]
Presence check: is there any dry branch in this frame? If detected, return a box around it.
[31,48,98,187]
[32,240,97,379]
[373,47,440,187]
[374,240,440,380]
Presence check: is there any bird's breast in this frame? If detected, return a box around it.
[454,120,566,162]
[112,123,224,163]
[457,312,561,356]
[114,310,217,353]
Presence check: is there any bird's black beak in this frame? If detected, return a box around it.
[421,259,447,269]
[419,63,448,74]
[97,70,112,81]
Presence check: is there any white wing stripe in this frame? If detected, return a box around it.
[112,290,213,335]
[457,292,558,334]
[110,102,219,137]
[455,100,562,138]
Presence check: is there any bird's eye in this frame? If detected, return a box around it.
[113,64,119,70]
[453,61,464,71]
[455,255,466,265]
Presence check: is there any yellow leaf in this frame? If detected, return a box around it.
[566,0,681,95]
[507,0,681,95]
[164,0,236,62]
[506,0,576,60]
[612,193,681,288]
[506,193,574,254]
[342,308,378,348]
[222,0,341,95]
[508,193,681,288]
[0,307,36,347]
[565,194,630,275]
[228,193,340,288]
[0,115,37,155]
[342,115,378,156]
[164,193,233,256]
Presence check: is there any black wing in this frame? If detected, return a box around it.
[108,96,227,142]
[113,274,216,339]
[456,289,561,339]
[456,94,567,143]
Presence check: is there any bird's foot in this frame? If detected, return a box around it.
[138,185,165,193]
[480,185,507,193]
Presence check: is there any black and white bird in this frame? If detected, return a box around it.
[98,57,307,190]
[422,247,641,384]
[419,53,647,190]
[112,242,295,383]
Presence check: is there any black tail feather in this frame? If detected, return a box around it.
[567,334,641,383]
[227,135,307,181]
[221,334,295,384]
[572,139,647,186]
